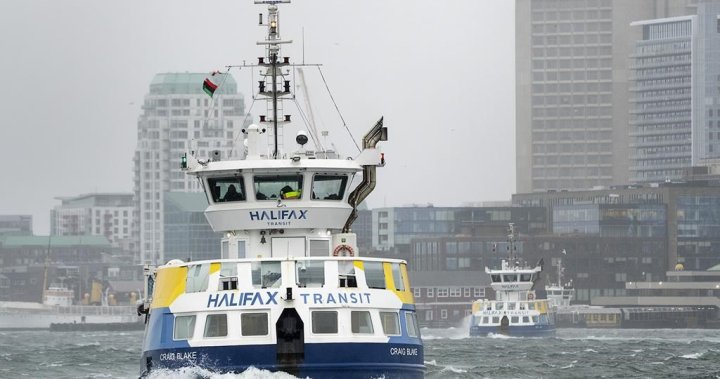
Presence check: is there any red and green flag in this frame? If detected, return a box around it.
[203,78,218,97]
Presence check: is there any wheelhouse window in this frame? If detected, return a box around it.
[254,174,303,200]
[520,273,532,281]
[503,274,517,282]
[351,311,374,334]
[208,177,246,202]
[380,312,400,336]
[312,311,338,334]
[173,315,196,340]
[241,313,269,336]
[204,314,228,337]
[311,174,348,200]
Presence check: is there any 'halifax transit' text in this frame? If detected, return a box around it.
[206,291,372,308]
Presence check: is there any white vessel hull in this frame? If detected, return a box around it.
[0,302,138,329]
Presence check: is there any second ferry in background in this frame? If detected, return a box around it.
[469,224,556,337]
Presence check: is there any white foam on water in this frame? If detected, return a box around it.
[680,352,704,359]
[441,365,468,374]
[424,359,438,366]
[583,348,598,353]
[560,360,578,369]
[146,366,304,379]
[487,333,517,339]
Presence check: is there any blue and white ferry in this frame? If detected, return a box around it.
[138,1,423,377]
[469,225,555,337]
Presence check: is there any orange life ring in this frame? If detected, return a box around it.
[333,244,355,257]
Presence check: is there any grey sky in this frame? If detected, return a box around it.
[0,0,515,235]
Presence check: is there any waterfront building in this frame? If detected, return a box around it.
[0,235,112,302]
[0,215,32,235]
[133,73,246,265]
[50,193,134,250]
[371,206,546,256]
[513,178,720,272]
[629,2,720,182]
[516,0,697,192]
[410,271,489,328]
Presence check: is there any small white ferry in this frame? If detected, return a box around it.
[138,1,423,377]
[545,257,575,310]
[469,224,555,337]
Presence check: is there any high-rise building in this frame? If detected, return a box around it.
[629,1,720,182]
[133,73,246,264]
[516,0,696,193]
[50,193,134,248]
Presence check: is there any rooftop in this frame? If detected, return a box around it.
[149,72,238,96]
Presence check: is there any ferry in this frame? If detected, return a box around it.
[469,224,556,337]
[0,284,137,330]
[545,257,575,310]
[138,1,423,377]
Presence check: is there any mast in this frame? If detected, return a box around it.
[256,0,292,159]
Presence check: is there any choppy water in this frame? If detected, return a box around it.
[1,328,719,378]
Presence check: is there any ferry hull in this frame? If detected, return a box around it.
[469,324,555,337]
[140,342,424,378]
[0,305,139,330]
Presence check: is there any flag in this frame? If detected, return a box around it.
[203,78,218,97]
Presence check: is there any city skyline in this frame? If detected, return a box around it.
[0,1,516,235]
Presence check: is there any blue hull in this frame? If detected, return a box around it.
[140,342,424,379]
[469,324,556,337]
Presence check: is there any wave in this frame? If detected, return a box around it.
[146,366,304,379]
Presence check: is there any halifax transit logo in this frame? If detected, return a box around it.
[249,209,308,227]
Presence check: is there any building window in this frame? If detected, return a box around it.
[440,309,448,319]
[474,288,484,298]
[427,288,435,297]
[449,288,461,297]
[413,288,421,298]
[425,310,434,321]
[437,288,449,297]
[463,288,471,297]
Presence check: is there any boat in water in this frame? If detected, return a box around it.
[138,1,423,377]
[0,283,138,330]
[469,224,556,337]
[545,257,575,310]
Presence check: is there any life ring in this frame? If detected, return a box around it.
[333,244,355,257]
[527,293,535,300]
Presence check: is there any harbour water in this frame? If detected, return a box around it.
[1,328,719,378]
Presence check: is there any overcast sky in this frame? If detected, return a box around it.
[0,0,515,235]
